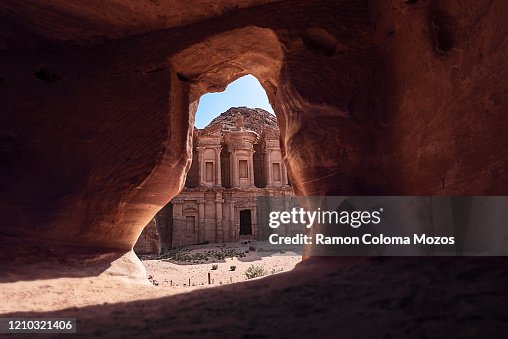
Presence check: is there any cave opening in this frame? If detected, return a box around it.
[135,71,300,288]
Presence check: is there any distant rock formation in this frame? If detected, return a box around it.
[203,107,277,136]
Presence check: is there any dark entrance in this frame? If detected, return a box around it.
[239,209,252,235]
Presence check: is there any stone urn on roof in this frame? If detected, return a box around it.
[235,113,244,130]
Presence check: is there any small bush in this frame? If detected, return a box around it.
[211,264,218,270]
[158,246,246,263]
[230,265,236,271]
[249,245,256,251]
[245,265,267,279]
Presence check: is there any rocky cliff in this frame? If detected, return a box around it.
[202,106,277,136]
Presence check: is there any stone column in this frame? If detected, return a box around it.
[215,193,224,243]
[196,147,205,187]
[266,149,273,187]
[230,150,238,187]
[214,147,222,187]
[251,207,257,237]
[249,148,255,187]
[172,198,184,247]
[198,199,205,243]
[230,203,236,241]
[223,197,231,242]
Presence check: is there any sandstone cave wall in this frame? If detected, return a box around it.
[0,44,191,249]
[276,0,508,195]
[374,0,508,195]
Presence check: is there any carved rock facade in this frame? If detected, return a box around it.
[135,107,292,251]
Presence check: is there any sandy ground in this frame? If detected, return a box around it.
[0,238,300,314]
[140,242,301,287]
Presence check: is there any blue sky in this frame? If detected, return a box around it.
[194,75,274,128]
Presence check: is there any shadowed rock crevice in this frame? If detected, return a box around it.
[427,0,455,54]
[34,64,61,81]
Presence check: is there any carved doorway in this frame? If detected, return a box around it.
[239,209,252,235]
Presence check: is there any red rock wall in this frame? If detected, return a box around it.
[373,0,508,194]
[0,47,191,249]
[277,0,508,196]
[134,218,161,255]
